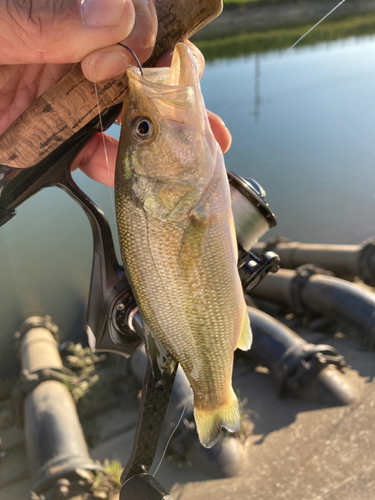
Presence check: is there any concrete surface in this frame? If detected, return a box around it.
[167,332,375,500]
[1,325,374,500]
[88,327,375,500]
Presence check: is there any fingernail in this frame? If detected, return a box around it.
[81,0,126,27]
[94,51,128,80]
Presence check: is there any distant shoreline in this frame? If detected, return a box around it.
[194,0,375,39]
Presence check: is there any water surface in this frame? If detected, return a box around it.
[201,35,375,244]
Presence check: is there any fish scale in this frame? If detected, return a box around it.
[115,43,252,447]
[119,195,235,409]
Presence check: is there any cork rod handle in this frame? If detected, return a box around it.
[0,0,222,170]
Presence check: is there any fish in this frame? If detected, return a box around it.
[115,42,252,448]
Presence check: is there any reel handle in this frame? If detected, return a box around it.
[120,473,172,500]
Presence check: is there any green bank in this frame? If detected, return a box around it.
[194,12,375,59]
[222,0,357,4]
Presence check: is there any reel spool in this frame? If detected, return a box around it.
[228,171,280,291]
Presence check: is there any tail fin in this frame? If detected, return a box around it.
[194,389,240,448]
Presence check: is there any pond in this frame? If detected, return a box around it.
[1,16,375,378]
[200,34,375,245]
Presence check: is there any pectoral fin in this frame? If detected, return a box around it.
[179,208,213,272]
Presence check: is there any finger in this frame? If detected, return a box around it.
[156,41,205,79]
[72,133,117,187]
[207,110,232,154]
[0,0,135,65]
[82,0,157,82]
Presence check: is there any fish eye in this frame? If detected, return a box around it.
[131,117,155,141]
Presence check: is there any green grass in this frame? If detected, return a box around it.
[92,459,122,489]
[194,12,375,59]
[223,0,355,3]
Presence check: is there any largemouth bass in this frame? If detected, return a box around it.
[115,42,252,448]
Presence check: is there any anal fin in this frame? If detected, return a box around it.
[236,306,252,351]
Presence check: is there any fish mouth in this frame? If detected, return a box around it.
[164,42,197,88]
[127,43,200,109]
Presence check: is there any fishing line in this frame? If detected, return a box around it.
[93,67,116,215]
[153,385,192,477]
[218,0,346,113]
[92,43,144,217]
[280,0,347,61]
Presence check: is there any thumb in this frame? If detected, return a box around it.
[0,0,135,65]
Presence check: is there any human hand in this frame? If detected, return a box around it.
[0,0,157,133]
[0,0,231,186]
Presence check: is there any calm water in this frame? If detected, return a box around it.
[1,33,375,378]
[201,36,375,244]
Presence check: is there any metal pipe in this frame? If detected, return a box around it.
[249,267,294,305]
[17,316,100,494]
[247,307,356,405]
[301,275,375,348]
[252,238,375,286]
[250,267,375,349]
[19,323,63,372]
